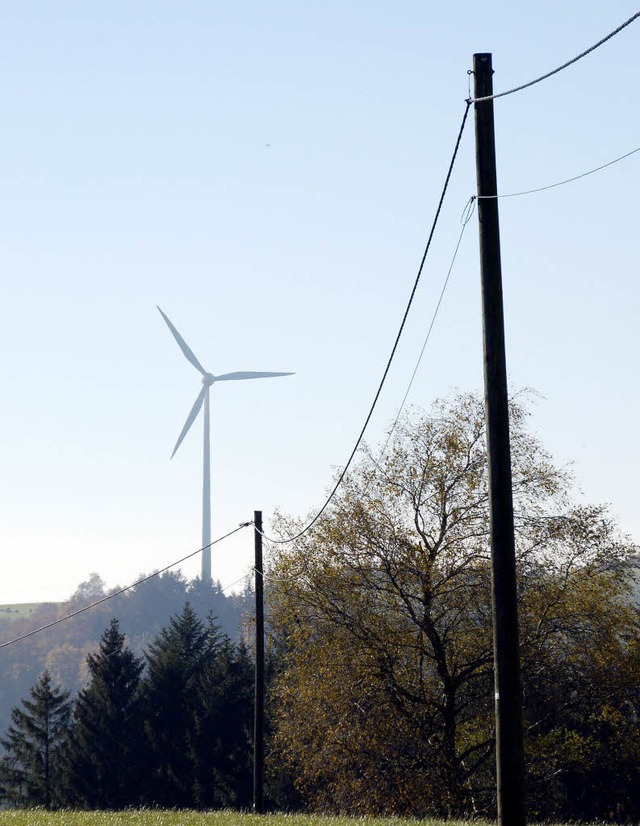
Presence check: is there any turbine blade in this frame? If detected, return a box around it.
[157,306,208,376]
[214,371,295,382]
[171,386,207,459]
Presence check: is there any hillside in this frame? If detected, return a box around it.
[0,603,61,622]
[0,571,250,736]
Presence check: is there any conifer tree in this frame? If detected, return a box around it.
[193,638,254,807]
[0,670,71,808]
[141,603,222,806]
[65,618,144,808]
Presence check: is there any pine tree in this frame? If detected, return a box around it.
[0,670,71,808]
[193,638,254,808]
[65,618,144,808]
[140,603,222,806]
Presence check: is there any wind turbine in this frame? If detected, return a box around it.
[158,306,293,584]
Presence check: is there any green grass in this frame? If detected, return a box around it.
[0,603,59,623]
[0,813,491,826]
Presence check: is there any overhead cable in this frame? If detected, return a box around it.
[0,522,251,649]
[470,10,640,103]
[476,144,640,199]
[367,197,476,476]
[255,200,476,582]
[257,102,472,546]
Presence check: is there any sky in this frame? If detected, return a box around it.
[1,1,639,604]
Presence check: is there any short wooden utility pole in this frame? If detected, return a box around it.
[253,510,265,814]
[473,52,526,826]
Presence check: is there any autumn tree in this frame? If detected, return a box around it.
[268,392,639,818]
[520,549,640,820]
[0,671,71,808]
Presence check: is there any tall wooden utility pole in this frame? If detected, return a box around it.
[473,52,526,826]
[253,510,265,814]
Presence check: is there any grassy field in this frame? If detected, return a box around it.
[0,603,59,623]
[0,813,490,826]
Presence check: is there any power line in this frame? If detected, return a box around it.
[253,198,473,579]
[469,10,640,103]
[256,102,472,547]
[368,197,476,477]
[220,572,254,594]
[0,522,251,650]
[476,144,640,199]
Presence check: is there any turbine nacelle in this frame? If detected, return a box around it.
[203,373,216,386]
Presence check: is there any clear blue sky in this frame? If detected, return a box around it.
[1,1,638,603]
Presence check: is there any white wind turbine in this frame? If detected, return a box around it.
[158,306,293,583]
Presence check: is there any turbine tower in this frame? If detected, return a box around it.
[158,306,293,583]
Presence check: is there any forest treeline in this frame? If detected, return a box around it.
[0,607,263,809]
[0,570,247,738]
[1,393,639,820]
